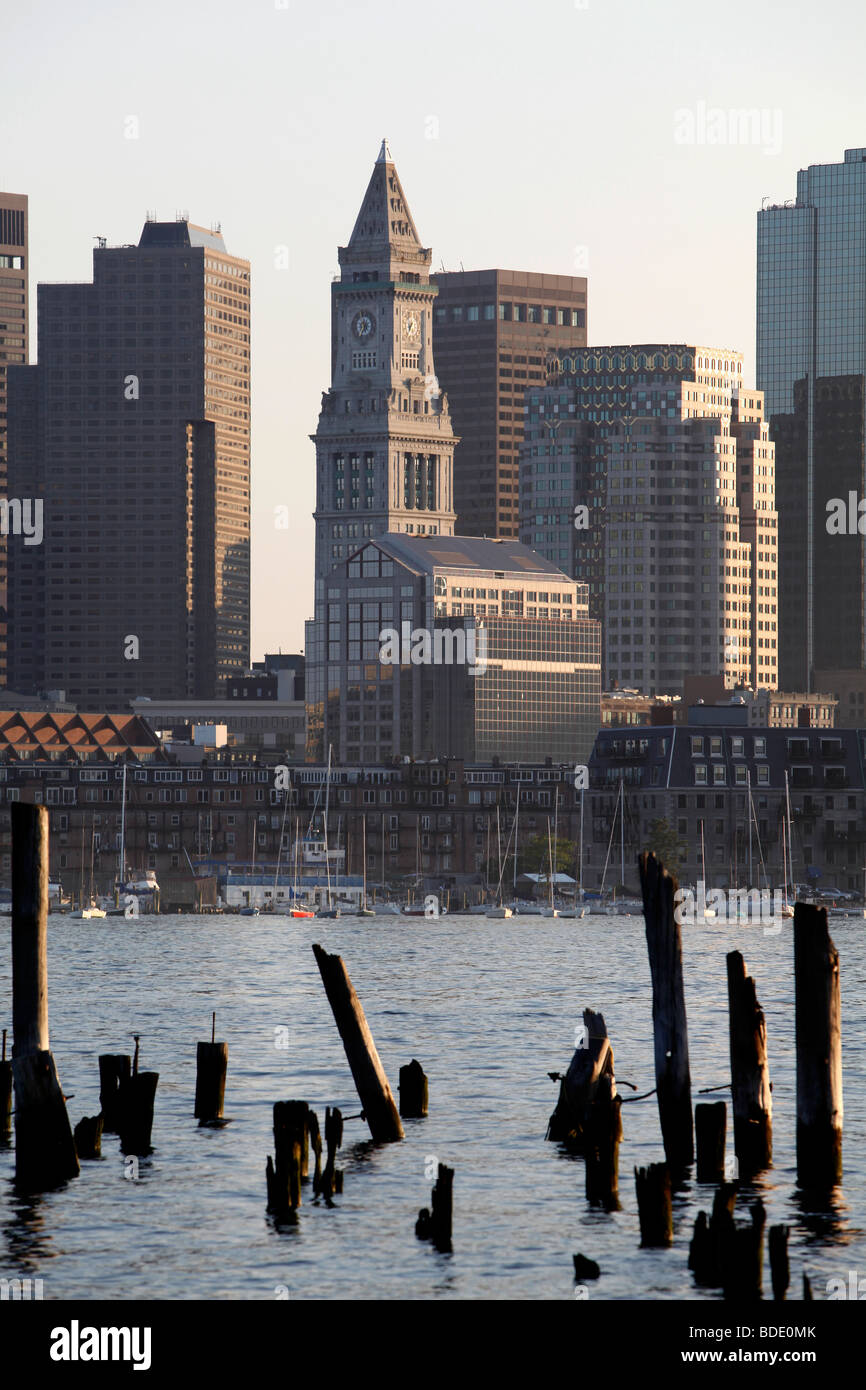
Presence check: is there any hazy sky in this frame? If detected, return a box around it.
[2,0,865,659]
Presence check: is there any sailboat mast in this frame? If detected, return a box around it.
[119,760,127,887]
[547,816,554,909]
[579,786,584,895]
[619,779,625,888]
[324,744,333,908]
[513,777,520,895]
[747,770,753,885]
[785,770,795,896]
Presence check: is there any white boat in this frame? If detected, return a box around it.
[486,904,513,918]
[70,905,107,920]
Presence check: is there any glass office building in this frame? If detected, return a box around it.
[519,346,777,693]
[757,147,866,686]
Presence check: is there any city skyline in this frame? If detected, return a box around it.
[3,0,864,657]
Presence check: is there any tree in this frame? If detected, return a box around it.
[516,834,576,880]
[644,817,685,871]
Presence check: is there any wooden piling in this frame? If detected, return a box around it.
[415,1162,453,1252]
[268,1100,307,1214]
[634,1162,672,1247]
[695,1101,727,1184]
[726,951,772,1176]
[769,1224,789,1302]
[308,1109,323,1193]
[0,1029,11,1141]
[10,804,79,1190]
[194,1040,228,1123]
[311,944,403,1142]
[638,852,693,1172]
[584,1071,622,1209]
[399,1059,428,1118]
[688,1184,736,1287]
[321,1104,343,1201]
[73,1114,103,1160]
[98,1054,131,1133]
[794,904,842,1188]
[116,1039,159,1156]
[722,1199,765,1302]
[546,1008,618,1153]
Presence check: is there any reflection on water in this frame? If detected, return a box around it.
[0,911,863,1300]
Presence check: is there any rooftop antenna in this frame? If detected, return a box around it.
[93,236,107,249]
[176,209,189,222]
[145,209,157,222]
[211,221,222,235]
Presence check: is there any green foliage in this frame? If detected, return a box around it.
[644,817,685,870]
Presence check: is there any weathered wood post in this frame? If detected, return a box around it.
[267,1100,307,1214]
[584,1071,622,1209]
[695,1101,727,1184]
[634,1162,672,1247]
[794,904,842,1188]
[73,1114,103,1160]
[399,1059,428,1118]
[308,1109,323,1192]
[769,1224,789,1301]
[10,804,79,1190]
[312,944,403,1142]
[639,852,693,1171]
[321,1104,343,1200]
[98,1054,131,1132]
[416,1162,453,1252]
[194,1015,228,1124]
[726,951,772,1175]
[117,1039,158,1156]
[722,1199,765,1302]
[0,1029,11,1142]
[689,1184,736,1286]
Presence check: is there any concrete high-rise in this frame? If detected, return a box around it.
[431,269,587,539]
[520,345,778,694]
[7,217,250,707]
[757,147,866,687]
[0,192,29,688]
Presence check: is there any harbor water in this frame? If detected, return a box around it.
[1,911,864,1300]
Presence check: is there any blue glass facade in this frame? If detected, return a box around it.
[757,148,866,685]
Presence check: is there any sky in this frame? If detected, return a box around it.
[2,0,865,660]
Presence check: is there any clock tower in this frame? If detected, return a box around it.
[311,138,457,580]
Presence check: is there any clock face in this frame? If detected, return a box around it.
[352,310,375,340]
[403,311,420,339]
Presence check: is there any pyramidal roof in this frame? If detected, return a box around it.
[343,139,426,267]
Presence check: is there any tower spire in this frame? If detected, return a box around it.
[376,137,393,164]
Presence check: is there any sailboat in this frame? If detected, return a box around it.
[288,817,314,918]
[542,816,559,917]
[317,745,341,918]
[486,801,513,917]
[357,816,375,916]
[780,772,795,918]
[71,819,107,919]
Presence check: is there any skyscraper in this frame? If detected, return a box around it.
[0,192,29,689]
[306,141,458,754]
[521,345,778,694]
[7,217,250,706]
[311,138,457,583]
[757,146,866,687]
[306,144,598,762]
[431,269,587,539]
